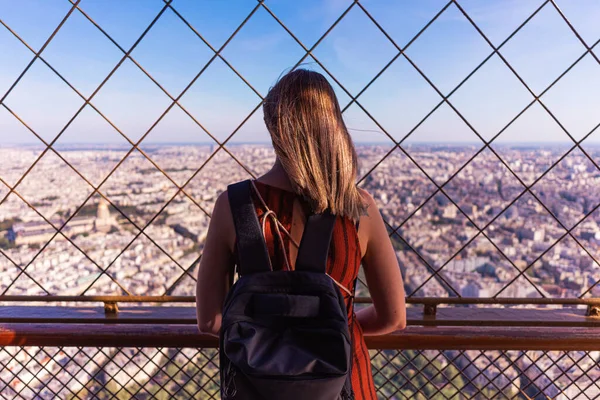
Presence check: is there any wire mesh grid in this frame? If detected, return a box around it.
[1,346,599,400]
[371,349,600,400]
[1,1,600,399]
[0,0,599,299]
[0,346,220,400]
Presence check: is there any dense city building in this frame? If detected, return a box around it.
[1,143,600,398]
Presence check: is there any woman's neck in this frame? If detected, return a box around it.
[257,159,294,191]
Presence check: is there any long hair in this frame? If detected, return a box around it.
[263,69,366,221]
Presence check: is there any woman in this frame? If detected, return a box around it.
[196,69,406,400]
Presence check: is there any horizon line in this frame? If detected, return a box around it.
[0,141,593,149]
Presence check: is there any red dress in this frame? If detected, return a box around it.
[248,181,378,400]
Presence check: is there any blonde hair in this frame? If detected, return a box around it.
[263,69,366,220]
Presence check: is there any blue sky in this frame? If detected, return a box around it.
[0,0,599,146]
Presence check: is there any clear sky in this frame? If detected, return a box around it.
[0,0,599,146]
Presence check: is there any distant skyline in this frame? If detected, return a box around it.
[2,140,597,150]
[1,0,599,145]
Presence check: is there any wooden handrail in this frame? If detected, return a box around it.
[0,305,600,350]
[367,327,600,351]
[2,295,600,306]
[1,305,600,327]
[1,323,600,351]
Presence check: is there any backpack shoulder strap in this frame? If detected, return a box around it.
[227,180,271,275]
[294,211,336,273]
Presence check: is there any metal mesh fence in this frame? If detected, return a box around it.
[1,1,600,399]
[0,0,599,300]
[1,346,599,400]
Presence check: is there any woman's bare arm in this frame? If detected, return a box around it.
[196,191,235,337]
[355,190,406,335]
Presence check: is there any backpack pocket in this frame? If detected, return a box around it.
[250,293,321,318]
[223,319,351,377]
[220,272,353,399]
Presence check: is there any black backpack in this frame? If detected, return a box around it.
[219,180,354,400]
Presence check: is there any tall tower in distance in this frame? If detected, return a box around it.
[95,198,115,233]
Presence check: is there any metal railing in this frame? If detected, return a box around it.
[2,314,600,400]
[2,1,600,399]
[2,345,597,400]
[2,296,600,399]
[0,347,598,399]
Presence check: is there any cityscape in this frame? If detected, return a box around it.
[1,143,600,399]
[2,143,600,301]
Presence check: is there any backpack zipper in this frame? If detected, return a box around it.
[222,360,237,399]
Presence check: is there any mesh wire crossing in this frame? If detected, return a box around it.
[1,1,600,399]
[1,347,599,400]
[0,0,599,299]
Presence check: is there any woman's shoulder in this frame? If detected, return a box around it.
[357,187,379,221]
[212,190,233,225]
[211,190,236,253]
[357,187,377,207]
[214,189,231,210]
[355,187,381,256]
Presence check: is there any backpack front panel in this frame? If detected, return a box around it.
[220,271,352,400]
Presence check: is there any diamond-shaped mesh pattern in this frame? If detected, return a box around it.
[0,346,220,400]
[2,2,600,398]
[0,347,599,399]
[1,0,600,299]
[371,349,600,400]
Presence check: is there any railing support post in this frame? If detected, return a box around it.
[586,304,600,317]
[424,303,437,316]
[104,302,119,315]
